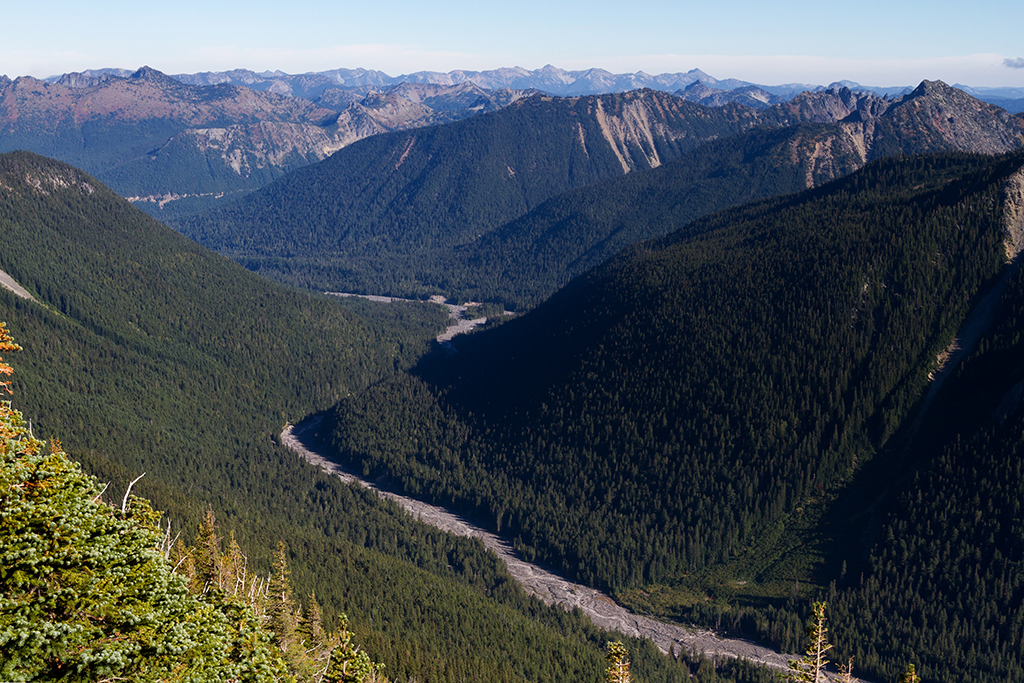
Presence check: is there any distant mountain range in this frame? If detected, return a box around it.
[0,66,533,215]
[3,65,1022,223]
[38,64,1024,105]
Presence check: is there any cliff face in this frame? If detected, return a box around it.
[1003,166,1024,259]
[768,81,1024,189]
[564,88,768,173]
[877,80,1024,153]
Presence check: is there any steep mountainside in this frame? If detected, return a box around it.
[326,152,1024,682]
[436,83,1024,307]
[435,122,873,308]
[0,151,729,683]
[182,81,1024,304]
[178,88,770,293]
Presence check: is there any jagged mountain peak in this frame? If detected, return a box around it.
[129,65,172,82]
[775,86,889,123]
[879,79,1024,153]
[54,69,129,88]
[907,78,956,97]
[895,79,1007,110]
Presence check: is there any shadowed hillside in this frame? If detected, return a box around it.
[326,151,1024,682]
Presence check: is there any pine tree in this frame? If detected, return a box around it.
[268,540,298,651]
[324,613,387,683]
[898,663,921,683]
[193,504,222,591]
[785,602,833,683]
[301,592,328,652]
[605,641,633,683]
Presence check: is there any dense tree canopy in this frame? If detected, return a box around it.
[327,151,1024,682]
[0,151,779,682]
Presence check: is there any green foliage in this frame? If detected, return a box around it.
[0,151,766,683]
[438,124,847,309]
[605,642,633,683]
[0,325,291,682]
[326,152,1024,681]
[825,254,1024,683]
[330,152,1016,591]
[177,88,1024,309]
[171,506,388,683]
[898,664,921,683]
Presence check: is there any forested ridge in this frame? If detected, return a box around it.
[0,151,778,681]
[434,123,848,308]
[826,252,1024,681]
[327,151,1024,682]
[175,89,772,295]
[176,81,1024,304]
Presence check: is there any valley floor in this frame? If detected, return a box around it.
[281,417,805,676]
[327,292,493,351]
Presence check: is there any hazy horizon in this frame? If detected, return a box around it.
[7,0,1024,88]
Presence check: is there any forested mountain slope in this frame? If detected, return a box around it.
[327,151,1024,682]
[176,89,772,293]
[180,81,1024,301]
[827,258,1024,680]
[434,123,864,308]
[0,151,729,682]
[438,82,1024,308]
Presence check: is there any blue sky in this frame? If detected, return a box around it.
[5,0,1024,88]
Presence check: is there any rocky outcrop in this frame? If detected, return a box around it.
[770,81,1024,189]
[773,86,891,124]
[677,81,782,109]
[1003,164,1024,259]
[880,80,1024,154]
[0,154,96,198]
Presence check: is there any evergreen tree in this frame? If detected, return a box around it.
[898,664,921,683]
[0,323,291,681]
[324,613,387,683]
[193,504,222,592]
[268,541,299,652]
[786,602,832,683]
[606,641,634,683]
[301,592,328,653]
